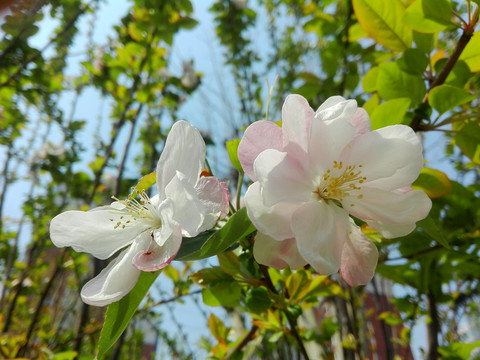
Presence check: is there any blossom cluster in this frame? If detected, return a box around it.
[50,95,431,306]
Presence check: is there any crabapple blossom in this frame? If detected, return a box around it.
[238,94,431,286]
[50,121,229,306]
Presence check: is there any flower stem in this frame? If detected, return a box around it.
[236,171,244,211]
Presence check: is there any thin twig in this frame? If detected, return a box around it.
[224,324,259,359]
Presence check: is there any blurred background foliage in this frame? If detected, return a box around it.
[0,0,479,359]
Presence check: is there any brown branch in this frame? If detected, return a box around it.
[224,324,259,360]
[410,25,476,131]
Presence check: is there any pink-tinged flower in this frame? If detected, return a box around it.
[238,95,431,286]
[50,121,229,306]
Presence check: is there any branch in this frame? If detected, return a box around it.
[224,324,259,360]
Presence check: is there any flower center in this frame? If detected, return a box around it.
[313,161,366,205]
[109,191,162,229]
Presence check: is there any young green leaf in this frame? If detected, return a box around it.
[96,271,161,359]
[371,98,411,130]
[412,167,452,198]
[226,139,243,172]
[353,0,411,51]
[428,85,476,115]
[377,62,426,103]
[176,207,255,261]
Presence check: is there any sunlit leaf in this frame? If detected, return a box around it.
[131,171,156,196]
[353,0,411,51]
[412,167,452,198]
[362,67,379,93]
[403,0,451,33]
[96,271,161,359]
[460,31,480,72]
[226,139,243,172]
[371,97,410,130]
[428,85,476,115]
[377,62,426,103]
[453,121,480,164]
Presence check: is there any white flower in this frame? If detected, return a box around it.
[238,95,431,285]
[50,121,229,306]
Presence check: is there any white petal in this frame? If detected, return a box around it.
[350,108,371,136]
[254,149,313,206]
[315,96,346,113]
[308,111,356,175]
[315,98,357,124]
[238,120,283,181]
[340,225,378,286]
[80,235,149,306]
[253,233,307,269]
[195,177,230,233]
[244,182,301,240]
[291,201,347,275]
[347,187,432,227]
[341,125,424,190]
[132,223,182,271]
[164,171,204,237]
[281,94,315,164]
[156,120,205,199]
[366,220,416,239]
[49,207,149,260]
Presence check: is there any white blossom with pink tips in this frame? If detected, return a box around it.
[50,120,229,306]
[238,94,431,286]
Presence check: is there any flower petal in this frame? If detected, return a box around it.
[340,225,378,286]
[347,187,432,228]
[253,233,307,269]
[291,201,347,275]
[366,220,416,239]
[49,207,149,260]
[156,120,205,199]
[195,176,230,233]
[254,149,313,206]
[244,181,301,240]
[282,94,314,161]
[238,120,283,181]
[132,223,182,271]
[350,108,371,136]
[341,125,424,190]
[165,171,205,237]
[80,235,149,306]
[315,97,357,125]
[308,109,356,174]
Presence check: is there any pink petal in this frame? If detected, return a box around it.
[253,233,307,269]
[340,225,378,286]
[238,120,282,181]
[132,224,182,271]
[282,94,315,164]
[244,182,301,240]
[314,97,357,124]
[254,149,313,207]
[195,176,230,233]
[291,201,347,275]
[350,108,371,136]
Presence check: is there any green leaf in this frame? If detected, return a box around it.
[412,167,452,198]
[417,216,450,249]
[202,283,242,308]
[246,286,272,313]
[371,98,411,130]
[403,0,450,33]
[176,207,255,261]
[362,67,379,93]
[353,0,412,51]
[226,139,243,172]
[96,271,161,359]
[434,59,472,87]
[454,121,480,164]
[363,93,380,116]
[377,62,426,103]
[428,85,476,115]
[438,341,480,359]
[459,31,480,72]
[413,31,435,53]
[397,48,429,75]
[131,171,156,196]
[52,351,78,360]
